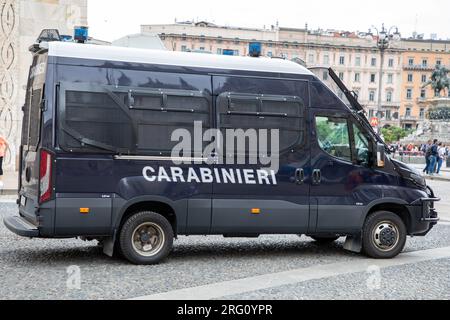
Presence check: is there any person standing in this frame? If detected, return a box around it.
[0,135,8,189]
[436,143,445,175]
[422,140,432,174]
[427,139,439,176]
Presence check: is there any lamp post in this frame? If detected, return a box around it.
[369,24,401,134]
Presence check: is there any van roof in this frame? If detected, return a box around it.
[47,42,313,76]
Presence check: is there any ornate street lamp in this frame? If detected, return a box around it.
[368,24,401,133]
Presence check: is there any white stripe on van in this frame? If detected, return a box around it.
[130,246,450,300]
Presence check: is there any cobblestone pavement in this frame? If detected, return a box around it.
[1,197,450,300]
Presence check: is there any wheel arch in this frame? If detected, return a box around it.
[114,196,185,237]
[363,198,411,231]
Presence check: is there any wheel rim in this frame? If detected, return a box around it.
[372,220,400,252]
[131,222,165,257]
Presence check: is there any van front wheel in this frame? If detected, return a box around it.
[362,211,406,259]
[119,211,173,265]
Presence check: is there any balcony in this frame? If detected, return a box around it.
[400,115,419,122]
[403,64,436,71]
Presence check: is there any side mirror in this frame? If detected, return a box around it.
[375,143,386,168]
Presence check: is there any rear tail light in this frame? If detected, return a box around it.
[39,149,53,203]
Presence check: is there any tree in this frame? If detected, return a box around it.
[381,127,411,144]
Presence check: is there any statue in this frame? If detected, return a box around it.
[423,65,450,97]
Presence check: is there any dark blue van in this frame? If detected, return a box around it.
[4,41,439,265]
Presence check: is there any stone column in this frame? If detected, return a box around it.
[0,0,87,171]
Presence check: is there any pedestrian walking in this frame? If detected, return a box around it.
[427,139,439,176]
[436,143,446,174]
[0,135,8,189]
[422,140,432,174]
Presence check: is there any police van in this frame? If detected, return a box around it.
[4,41,439,265]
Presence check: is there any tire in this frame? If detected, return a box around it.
[310,236,340,244]
[119,211,174,265]
[362,211,407,259]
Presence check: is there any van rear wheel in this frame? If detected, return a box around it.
[119,211,173,265]
[362,211,406,259]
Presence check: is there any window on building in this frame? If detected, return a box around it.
[369,91,375,102]
[323,71,329,81]
[422,59,428,67]
[385,110,392,120]
[436,60,442,66]
[386,91,393,102]
[420,108,425,119]
[354,73,360,82]
[355,56,361,66]
[388,58,394,67]
[217,36,223,44]
[369,109,374,118]
[387,74,393,84]
[182,33,187,41]
[371,58,377,67]
[420,89,426,99]
[406,89,413,100]
[405,107,412,117]
[217,48,223,55]
[339,72,344,80]
[308,54,315,64]
[408,58,414,66]
[407,74,413,82]
[181,45,187,52]
[339,56,345,65]
[267,51,273,57]
[323,54,330,65]
[370,74,376,83]
[234,50,240,56]
[199,47,205,51]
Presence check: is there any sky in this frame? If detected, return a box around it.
[88,0,450,42]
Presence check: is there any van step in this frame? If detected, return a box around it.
[4,216,39,238]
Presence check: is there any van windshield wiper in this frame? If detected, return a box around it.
[327,68,390,152]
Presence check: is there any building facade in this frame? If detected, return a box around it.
[142,21,450,131]
[0,0,87,170]
[399,42,450,129]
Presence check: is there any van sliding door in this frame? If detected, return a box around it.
[210,75,311,234]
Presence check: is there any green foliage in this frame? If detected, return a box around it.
[381,127,411,143]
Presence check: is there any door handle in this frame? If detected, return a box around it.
[295,168,305,185]
[312,169,322,185]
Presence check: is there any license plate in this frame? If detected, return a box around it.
[20,196,27,207]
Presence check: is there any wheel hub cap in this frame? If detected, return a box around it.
[372,221,400,252]
[132,222,165,257]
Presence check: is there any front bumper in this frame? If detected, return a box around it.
[408,186,440,236]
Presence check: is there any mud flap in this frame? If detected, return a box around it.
[102,237,115,257]
[343,234,362,253]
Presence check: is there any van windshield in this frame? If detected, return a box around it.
[309,67,353,107]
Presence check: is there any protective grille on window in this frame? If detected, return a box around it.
[219,94,304,153]
[28,89,42,148]
[64,91,134,152]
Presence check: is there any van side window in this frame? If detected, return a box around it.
[62,89,134,153]
[310,81,346,109]
[128,90,210,154]
[315,116,351,162]
[218,93,305,154]
[352,123,370,166]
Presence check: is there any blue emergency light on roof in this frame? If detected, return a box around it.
[249,42,262,57]
[74,26,89,43]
